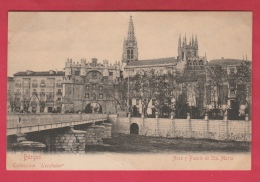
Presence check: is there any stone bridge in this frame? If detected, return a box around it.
[7,113,112,153]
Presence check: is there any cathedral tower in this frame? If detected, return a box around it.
[178,34,199,62]
[122,15,138,68]
[177,34,200,70]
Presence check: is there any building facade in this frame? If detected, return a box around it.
[62,58,121,114]
[11,70,64,113]
[7,15,251,119]
[7,77,14,113]
[206,58,251,119]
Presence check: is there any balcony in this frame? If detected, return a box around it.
[32,84,38,88]
[15,84,21,87]
[40,83,46,87]
[14,92,21,96]
[89,78,99,83]
[56,92,62,96]
[40,92,45,97]
[56,84,62,87]
[46,83,55,87]
[32,92,37,96]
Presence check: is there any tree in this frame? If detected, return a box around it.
[206,61,252,119]
[206,64,228,109]
[127,70,181,117]
[103,80,128,113]
[175,92,189,118]
[234,61,252,118]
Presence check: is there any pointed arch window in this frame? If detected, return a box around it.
[127,49,134,60]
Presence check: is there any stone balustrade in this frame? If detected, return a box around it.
[7,113,108,135]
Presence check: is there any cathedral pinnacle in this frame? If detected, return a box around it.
[127,15,136,41]
[195,34,198,46]
[178,34,181,48]
[192,34,194,46]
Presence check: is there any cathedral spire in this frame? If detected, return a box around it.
[192,34,194,46]
[122,15,138,66]
[195,34,198,46]
[185,33,187,45]
[127,15,136,41]
[178,34,181,48]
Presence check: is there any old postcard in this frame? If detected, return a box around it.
[7,11,252,170]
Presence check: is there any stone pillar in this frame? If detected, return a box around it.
[85,125,105,145]
[204,113,208,121]
[223,112,228,121]
[50,127,86,153]
[171,112,175,138]
[187,113,192,138]
[223,111,230,140]
[187,113,190,120]
[226,120,230,140]
[12,133,46,152]
[245,114,249,121]
[170,112,175,120]
[205,113,209,139]
[155,112,159,119]
[102,123,113,139]
[156,112,159,136]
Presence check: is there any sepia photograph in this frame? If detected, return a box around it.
[6,11,252,170]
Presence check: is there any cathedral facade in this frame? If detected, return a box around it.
[121,16,207,115]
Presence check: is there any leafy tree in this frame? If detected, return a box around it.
[175,92,189,118]
[206,64,228,109]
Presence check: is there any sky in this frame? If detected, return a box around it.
[8,12,252,76]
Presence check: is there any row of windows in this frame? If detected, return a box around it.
[187,60,204,66]
[15,80,62,87]
[85,93,103,99]
[85,84,103,91]
[15,89,62,95]
[74,70,114,77]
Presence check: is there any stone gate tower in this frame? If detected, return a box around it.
[121,15,138,70]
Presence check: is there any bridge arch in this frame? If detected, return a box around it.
[130,123,139,135]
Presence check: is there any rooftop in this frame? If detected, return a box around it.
[8,77,14,81]
[127,57,177,67]
[14,70,65,77]
[208,58,249,66]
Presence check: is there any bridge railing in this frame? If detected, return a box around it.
[7,113,108,129]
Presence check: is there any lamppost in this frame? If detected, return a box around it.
[127,70,130,117]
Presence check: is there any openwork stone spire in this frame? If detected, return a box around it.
[127,15,136,42]
[122,15,138,66]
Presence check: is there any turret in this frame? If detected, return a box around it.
[80,58,86,76]
[115,61,120,78]
[65,58,72,76]
[103,60,109,77]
